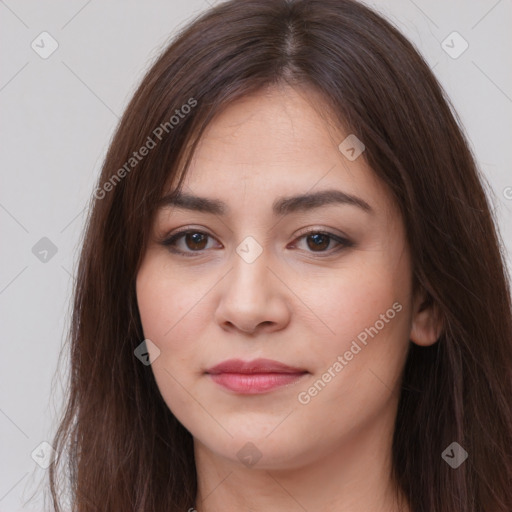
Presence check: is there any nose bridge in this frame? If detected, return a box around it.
[230,234,272,298]
[214,233,289,333]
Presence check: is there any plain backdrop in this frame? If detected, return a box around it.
[1,0,511,510]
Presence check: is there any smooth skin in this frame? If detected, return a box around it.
[136,84,441,512]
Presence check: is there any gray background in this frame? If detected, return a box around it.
[1,0,511,509]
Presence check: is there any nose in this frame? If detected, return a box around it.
[214,246,291,335]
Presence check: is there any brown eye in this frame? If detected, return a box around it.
[184,232,208,250]
[292,230,353,256]
[161,230,219,256]
[306,233,331,251]
[161,229,352,258]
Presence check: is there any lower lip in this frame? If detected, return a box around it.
[208,372,307,394]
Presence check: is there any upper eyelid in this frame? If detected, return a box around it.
[161,226,348,242]
[161,228,352,254]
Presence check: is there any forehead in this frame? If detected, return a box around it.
[167,85,397,221]
[189,84,346,169]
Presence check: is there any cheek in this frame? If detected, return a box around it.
[136,258,209,426]
[305,255,409,347]
[297,260,412,416]
[136,255,219,387]
[293,299,409,449]
[137,255,206,341]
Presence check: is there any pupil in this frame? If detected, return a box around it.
[308,234,328,251]
[187,232,206,250]
[183,233,330,252]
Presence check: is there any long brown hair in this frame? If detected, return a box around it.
[48,0,512,510]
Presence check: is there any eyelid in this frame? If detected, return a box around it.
[293,225,351,242]
[289,227,354,255]
[159,226,220,257]
[159,226,353,257]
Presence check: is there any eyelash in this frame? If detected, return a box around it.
[159,227,354,258]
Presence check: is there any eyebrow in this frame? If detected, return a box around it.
[157,189,374,216]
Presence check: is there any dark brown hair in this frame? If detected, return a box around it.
[48,0,512,510]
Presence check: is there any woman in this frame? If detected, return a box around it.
[48,0,512,510]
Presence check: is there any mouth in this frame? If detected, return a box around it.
[205,358,309,394]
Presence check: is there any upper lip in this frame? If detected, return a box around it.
[206,358,307,375]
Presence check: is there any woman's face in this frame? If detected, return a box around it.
[136,85,424,470]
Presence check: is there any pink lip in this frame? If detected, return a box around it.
[205,358,308,394]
